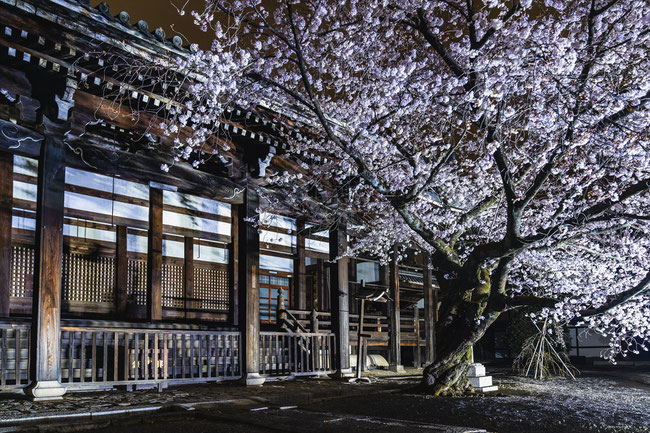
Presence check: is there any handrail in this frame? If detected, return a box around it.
[280,309,309,333]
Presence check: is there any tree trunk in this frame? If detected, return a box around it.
[420,298,500,395]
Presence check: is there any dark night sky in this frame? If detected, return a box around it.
[90,0,215,48]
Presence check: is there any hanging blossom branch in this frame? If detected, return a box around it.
[147,0,650,385]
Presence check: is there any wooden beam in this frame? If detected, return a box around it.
[423,251,436,365]
[0,152,12,318]
[329,224,352,378]
[147,187,163,322]
[389,245,404,372]
[115,225,128,318]
[184,236,194,318]
[0,119,244,204]
[237,184,264,385]
[294,219,307,310]
[25,138,66,400]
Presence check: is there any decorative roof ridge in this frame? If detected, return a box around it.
[27,0,195,58]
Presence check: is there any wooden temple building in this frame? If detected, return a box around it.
[0,0,439,400]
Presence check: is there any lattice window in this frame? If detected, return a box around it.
[193,265,229,312]
[62,253,115,303]
[127,258,147,305]
[162,262,184,308]
[259,274,290,323]
[11,245,34,299]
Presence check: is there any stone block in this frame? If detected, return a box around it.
[469,375,493,388]
[468,363,486,377]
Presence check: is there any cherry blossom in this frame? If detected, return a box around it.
[160,0,650,392]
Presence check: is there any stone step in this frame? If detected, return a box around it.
[475,385,499,393]
[469,375,493,388]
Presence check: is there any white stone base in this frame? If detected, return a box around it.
[468,375,493,388]
[389,364,405,373]
[24,380,66,401]
[243,373,266,386]
[468,363,486,377]
[329,368,355,379]
[467,363,498,393]
[475,385,499,393]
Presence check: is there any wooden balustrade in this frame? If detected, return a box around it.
[259,331,335,377]
[283,309,424,348]
[0,323,31,388]
[1,322,241,391]
[61,326,241,388]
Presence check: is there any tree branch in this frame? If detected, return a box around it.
[581,269,650,317]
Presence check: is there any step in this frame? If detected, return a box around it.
[469,375,492,388]
[475,385,499,393]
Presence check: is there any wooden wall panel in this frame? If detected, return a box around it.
[0,152,12,317]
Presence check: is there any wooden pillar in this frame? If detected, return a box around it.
[389,246,404,372]
[413,306,421,367]
[348,258,357,315]
[147,187,163,321]
[329,223,352,378]
[115,225,128,318]
[315,258,325,311]
[294,220,306,310]
[25,138,66,400]
[237,185,264,385]
[184,236,194,318]
[0,152,12,318]
[423,251,436,365]
[230,205,239,326]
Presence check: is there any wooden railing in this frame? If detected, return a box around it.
[0,323,31,388]
[1,322,241,391]
[61,326,241,388]
[285,308,424,349]
[259,331,335,377]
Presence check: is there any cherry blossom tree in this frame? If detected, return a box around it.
[161,0,650,394]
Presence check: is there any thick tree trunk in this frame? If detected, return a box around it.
[420,297,500,395]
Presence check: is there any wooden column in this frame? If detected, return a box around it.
[388,246,404,372]
[423,251,436,365]
[184,236,194,318]
[0,152,12,318]
[413,306,421,367]
[348,258,357,315]
[230,206,239,326]
[115,225,128,318]
[147,187,163,321]
[315,258,325,311]
[237,185,264,385]
[329,224,352,377]
[294,220,307,310]
[25,138,66,400]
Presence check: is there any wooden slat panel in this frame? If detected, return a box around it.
[0,152,12,317]
[114,332,119,382]
[1,329,6,386]
[14,329,20,385]
[79,331,85,383]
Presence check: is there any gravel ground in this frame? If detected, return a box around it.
[2,368,648,433]
[307,369,650,433]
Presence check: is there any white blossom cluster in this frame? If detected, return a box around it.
[161,0,650,362]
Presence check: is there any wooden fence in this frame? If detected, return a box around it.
[284,309,423,348]
[0,322,241,390]
[259,331,335,377]
[0,323,31,388]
